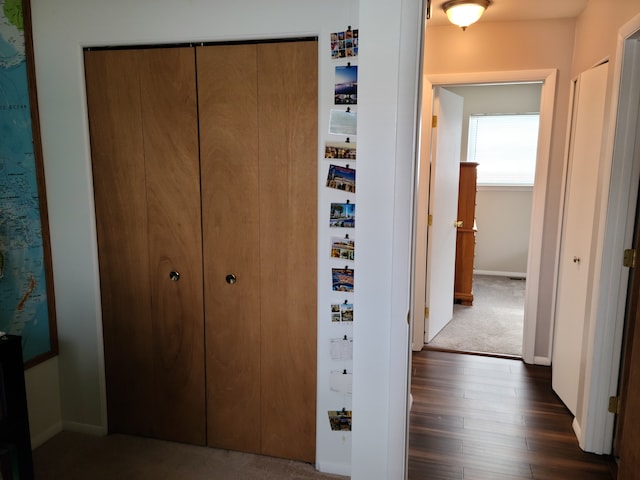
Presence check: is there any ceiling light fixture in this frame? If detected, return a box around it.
[442,0,491,30]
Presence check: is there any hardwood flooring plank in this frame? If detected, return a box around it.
[408,457,463,480]
[408,350,616,480]
[463,466,533,480]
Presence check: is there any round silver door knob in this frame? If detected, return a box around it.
[169,271,180,281]
[226,274,237,285]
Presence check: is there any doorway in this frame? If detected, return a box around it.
[426,83,541,357]
[412,71,558,364]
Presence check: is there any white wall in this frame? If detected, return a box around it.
[29,0,420,478]
[446,83,542,275]
[474,188,533,275]
[24,357,62,448]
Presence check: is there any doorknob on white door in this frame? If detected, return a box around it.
[573,256,581,264]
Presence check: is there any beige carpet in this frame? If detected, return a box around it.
[33,431,348,480]
[427,274,525,356]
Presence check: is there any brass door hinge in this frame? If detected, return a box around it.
[424,306,429,319]
[432,115,438,128]
[623,248,636,268]
[428,214,433,226]
[608,396,619,414]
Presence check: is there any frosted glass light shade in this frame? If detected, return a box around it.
[442,0,490,30]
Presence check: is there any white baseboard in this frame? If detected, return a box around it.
[30,421,63,449]
[473,270,527,278]
[533,356,551,366]
[62,420,108,437]
[572,417,583,449]
[316,461,351,477]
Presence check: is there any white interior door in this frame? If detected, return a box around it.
[424,87,463,342]
[552,62,609,415]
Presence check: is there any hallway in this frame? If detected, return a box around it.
[409,350,617,479]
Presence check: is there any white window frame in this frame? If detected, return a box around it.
[467,113,540,187]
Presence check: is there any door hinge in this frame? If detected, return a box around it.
[608,396,619,414]
[424,306,429,319]
[432,115,438,128]
[428,214,433,226]
[623,248,636,268]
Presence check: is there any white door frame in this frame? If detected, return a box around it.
[411,69,557,365]
[569,13,640,454]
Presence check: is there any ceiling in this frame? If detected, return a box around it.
[427,0,590,27]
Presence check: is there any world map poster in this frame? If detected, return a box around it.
[0,0,56,365]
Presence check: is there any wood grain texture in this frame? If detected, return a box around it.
[409,350,617,479]
[139,48,206,445]
[198,44,262,454]
[86,48,206,445]
[454,162,477,306]
[615,189,640,479]
[85,49,154,438]
[257,40,318,463]
[87,40,317,461]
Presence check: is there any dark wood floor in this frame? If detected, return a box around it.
[409,349,618,479]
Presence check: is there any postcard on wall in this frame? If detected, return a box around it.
[330,236,355,261]
[329,109,357,136]
[330,336,353,360]
[332,267,354,292]
[327,164,356,193]
[330,202,355,228]
[330,28,359,59]
[331,304,342,323]
[324,140,356,160]
[341,302,353,322]
[330,370,353,395]
[328,409,352,431]
[330,302,354,323]
[334,65,358,105]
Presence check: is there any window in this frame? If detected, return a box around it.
[467,113,540,186]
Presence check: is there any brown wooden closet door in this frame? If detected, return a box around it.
[85,47,206,445]
[257,40,318,463]
[198,44,262,454]
[198,40,317,462]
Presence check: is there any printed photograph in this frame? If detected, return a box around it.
[330,28,358,58]
[327,164,356,193]
[341,302,354,322]
[332,267,354,292]
[324,140,357,160]
[330,202,355,228]
[330,236,355,261]
[334,65,357,105]
[328,409,353,431]
[330,302,354,322]
[331,304,342,323]
[329,109,357,136]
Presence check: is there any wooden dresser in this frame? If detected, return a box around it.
[454,162,478,306]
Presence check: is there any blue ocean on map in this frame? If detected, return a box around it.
[0,38,52,362]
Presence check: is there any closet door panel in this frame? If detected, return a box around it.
[257,40,318,463]
[198,44,262,453]
[139,48,206,444]
[86,47,205,445]
[85,49,154,437]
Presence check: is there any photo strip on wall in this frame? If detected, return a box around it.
[325,139,357,160]
[330,26,358,59]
